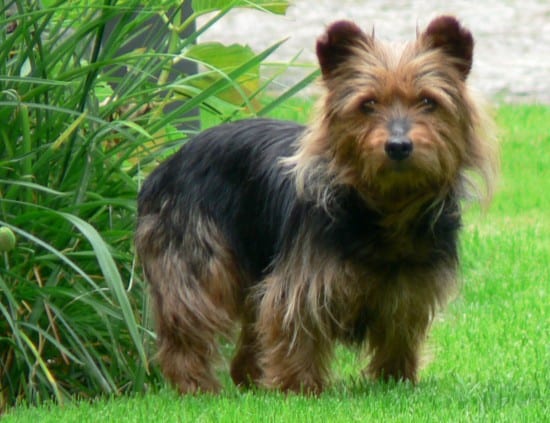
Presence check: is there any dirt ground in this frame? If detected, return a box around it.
[199,0,550,104]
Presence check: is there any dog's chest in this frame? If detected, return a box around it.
[321,195,461,266]
[325,214,440,265]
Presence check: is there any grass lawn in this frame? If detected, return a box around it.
[4,103,549,422]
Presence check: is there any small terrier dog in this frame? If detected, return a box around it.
[136,16,497,394]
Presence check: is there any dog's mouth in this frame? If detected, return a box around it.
[371,157,440,196]
[386,159,412,172]
[380,157,415,174]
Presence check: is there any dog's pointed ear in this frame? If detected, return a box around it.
[316,20,371,78]
[422,16,474,79]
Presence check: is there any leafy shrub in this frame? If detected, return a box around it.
[0,0,315,408]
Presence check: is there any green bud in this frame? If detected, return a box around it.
[0,227,16,252]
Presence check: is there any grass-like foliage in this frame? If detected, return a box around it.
[0,0,317,409]
[3,102,549,422]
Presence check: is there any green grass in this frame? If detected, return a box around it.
[4,103,549,422]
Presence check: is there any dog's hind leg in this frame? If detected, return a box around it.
[136,214,242,394]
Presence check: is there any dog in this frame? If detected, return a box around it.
[135,15,498,394]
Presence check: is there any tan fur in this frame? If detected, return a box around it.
[136,212,244,393]
[285,30,498,216]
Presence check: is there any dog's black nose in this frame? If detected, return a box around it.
[385,137,413,161]
[386,118,413,161]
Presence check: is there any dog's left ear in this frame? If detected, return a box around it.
[422,16,474,79]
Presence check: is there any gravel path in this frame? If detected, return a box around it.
[199,0,550,104]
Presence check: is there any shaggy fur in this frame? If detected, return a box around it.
[135,15,498,394]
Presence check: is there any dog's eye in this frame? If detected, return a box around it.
[360,99,377,114]
[420,97,438,112]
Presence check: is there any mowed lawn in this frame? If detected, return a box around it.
[4,104,549,422]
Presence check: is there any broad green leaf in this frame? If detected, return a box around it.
[192,0,289,15]
[185,42,259,106]
[150,38,286,133]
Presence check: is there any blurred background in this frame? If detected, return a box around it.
[199,0,550,104]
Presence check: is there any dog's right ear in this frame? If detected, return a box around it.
[316,20,371,78]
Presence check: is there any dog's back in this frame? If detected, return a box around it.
[137,118,305,280]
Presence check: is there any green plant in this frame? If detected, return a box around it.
[0,0,316,408]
